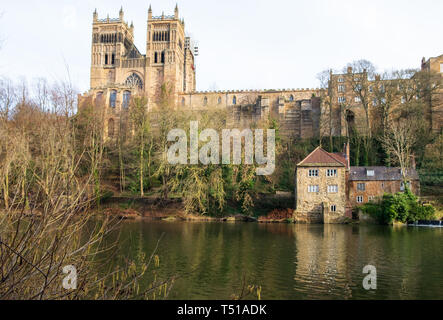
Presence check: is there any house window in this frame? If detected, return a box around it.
[122,91,131,109]
[369,86,373,93]
[338,96,346,103]
[338,78,344,83]
[154,52,158,63]
[111,53,115,65]
[218,97,222,104]
[354,84,362,92]
[232,96,237,105]
[381,98,386,104]
[308,169,319,177]
[400,181,411,191]
[308,185,320,193]
[357,196,364,203]
[109,90,117,108]
[357,183,366,191]
[289,94,294,102]
[338,85,345,92]
[327,169,337,177]
[354,96,361,103]
[368,196,375,202]
[328,185,338,193]
[401,96,406,104]
[372,98,377,106]
[330,205,337,212]
[105,54,108,65]
[367,170,375,177]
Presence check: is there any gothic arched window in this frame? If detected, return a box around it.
[96,92,103,104]
[289,94,294,102]
[181,98,185,107]
[154,52,158,63]
[108,119,115,138]
[110,90,117,108]
[122,91,131,109]
[125,73,143,89]
[161,51,165,64]
[233,96,237,105]
[203,97,208,106]
[218,97,222,104]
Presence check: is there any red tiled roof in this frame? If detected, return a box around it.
[297,147,347,167]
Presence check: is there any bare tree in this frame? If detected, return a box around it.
[380,118,418,180]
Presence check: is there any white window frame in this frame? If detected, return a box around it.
[308,169,319,177]
[357,183,366,191]
[355,96,361,103]
[357,196,364,203]
[328,185,338,193]
[308,185,320,193]
[338,96,346,103]
[367,170,375,177]
[330,205,337,212]
[338,85,345,92]
[327,169,337,177]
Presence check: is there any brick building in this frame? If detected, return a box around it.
[348,167,420,207]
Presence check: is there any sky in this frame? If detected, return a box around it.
[0,0,441,93]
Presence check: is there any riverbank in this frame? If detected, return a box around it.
[97,195,298,223]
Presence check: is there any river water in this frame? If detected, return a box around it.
[104,221,443,300]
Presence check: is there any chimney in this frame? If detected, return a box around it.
[345,142,350,168]
[375,74,381,81]
[347,66,353,74]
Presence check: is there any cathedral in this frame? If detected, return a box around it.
[80,6,443,139]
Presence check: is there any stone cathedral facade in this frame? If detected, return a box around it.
[80,6,442,139]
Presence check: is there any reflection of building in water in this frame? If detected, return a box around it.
[293,225,353,298]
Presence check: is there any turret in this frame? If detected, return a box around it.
[93,9,98,22]
[148,5,152,20]
[119,6,124,21]
[174,4,179,19]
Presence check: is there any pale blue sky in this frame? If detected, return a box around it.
[0,0,441,93]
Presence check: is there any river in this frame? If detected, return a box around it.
[103,221,443,300]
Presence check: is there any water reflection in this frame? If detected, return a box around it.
[103,221,443,300]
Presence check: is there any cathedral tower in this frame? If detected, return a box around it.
[146,5,196,105]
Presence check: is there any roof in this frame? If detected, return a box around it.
[349,167,419,181]
[297,147,348,168]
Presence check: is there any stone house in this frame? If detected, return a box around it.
[294,146,351,224]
